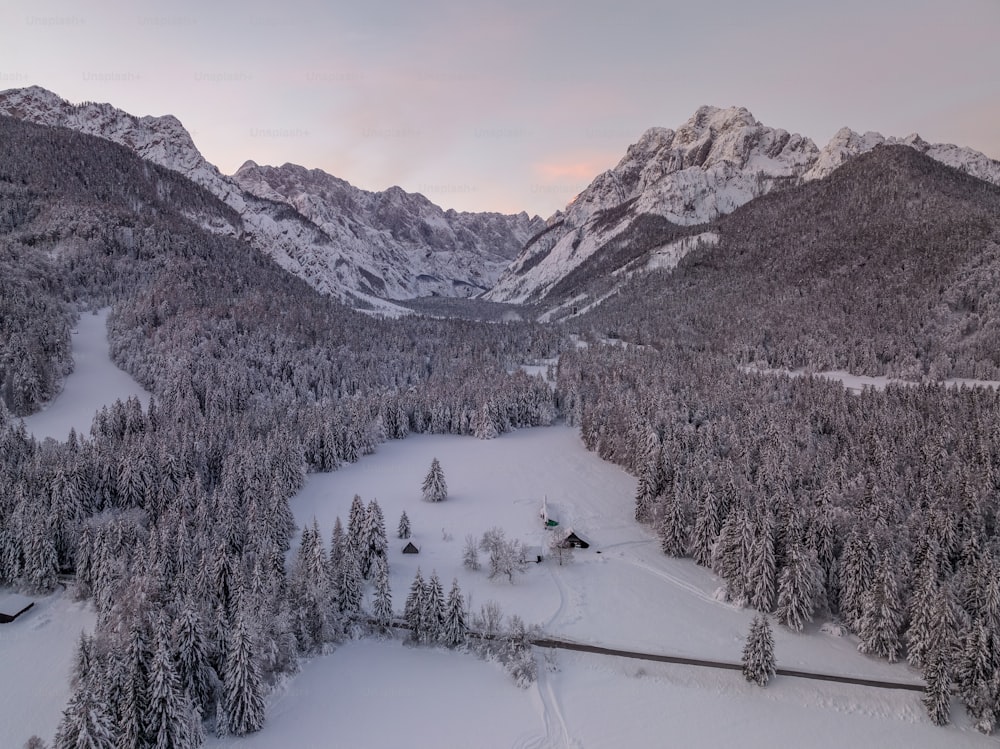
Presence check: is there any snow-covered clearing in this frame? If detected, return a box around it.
[208,640,543,749]
[277,425,988,747]
[0,589,97,748]
[22,308,149,441]
[748,366,1000,394]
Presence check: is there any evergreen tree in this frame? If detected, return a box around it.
[372,554,393,633]
[747,511,777,612]
[362,499,387,580]
[421,458,448,502]
[776,545,822,632]
[328,516,345,582]
[688,487,718,567]
[742,614,777,687]
[404,568,426,641]
[957,619,997,732]
[221,614,265,736]
[172,600,216,716]
[346,494,366,560]
[337,550,362,619]
[116,624,152,749]
[922,646,953,727]
[443,578,468,647]
[906,558,940,669]
[54,685,117,749]
[857,556,903,662]
[657,487,687,557]
[839,529,877,631]
[423,571,445,643]
[147,616,202,749]
[397,510,411,540]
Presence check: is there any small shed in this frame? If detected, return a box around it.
[402,541,420,554]
[560,530,590,549]
[0,593,34,624]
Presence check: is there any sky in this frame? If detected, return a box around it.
[1,0,998,216]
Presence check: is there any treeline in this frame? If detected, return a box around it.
[574,146,1000,381]
[557,343,1000,730]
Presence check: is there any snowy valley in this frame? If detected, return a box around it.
[2,319,993,748]
[3,85,1000,749]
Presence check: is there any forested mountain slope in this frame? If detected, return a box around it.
[575,146,1000,381]
[489,107,1000,305]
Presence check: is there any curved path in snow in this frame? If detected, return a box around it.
[530,637,925,692]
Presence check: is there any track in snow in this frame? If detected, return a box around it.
[530,638,925,692]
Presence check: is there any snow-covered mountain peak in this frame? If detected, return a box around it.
[486,105,820,303]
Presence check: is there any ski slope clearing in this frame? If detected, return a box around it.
[284,425,988,747]
[22,308,149,441]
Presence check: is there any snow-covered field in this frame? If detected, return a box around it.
[0,589,96,748]
[4,310,993,747]
[22,308,149,441]
[749,366,1000,394]
[251,425,989,748]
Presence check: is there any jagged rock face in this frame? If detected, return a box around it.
[232,162,544,299]
[0,86,542,304]
[488,106,1000,304]
[488,106,821,303]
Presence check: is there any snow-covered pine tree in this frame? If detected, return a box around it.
[173,599,216,717]
[905,557,940,669]
[116,623,152,749]
[857,555,903,662]
[222,614,265,736]
[147,616,202,749]
[423,571,445,643]
[688,487,718,567]
[657,485,687,557]
[53,684,117,749]
[443,578,468,647]
[337,550,362,619]
[776,544,822,632]
[956,619,997,733]
[328,516,345,582]
[474,402,498,440]
[346,494,366,560]
[363,499,388,580]
[922,646,953,726]
[422,458,448,502]
[404,568,426,641]
[397,510,411,540]
[741,614,777,687]
[839,528,877,631]
[747,511,777,612]
[372,554,393,633]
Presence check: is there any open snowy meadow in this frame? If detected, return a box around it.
[1,309,994,748]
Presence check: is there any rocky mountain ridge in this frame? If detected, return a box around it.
[486,106,1000,304]
[0,86,541,304]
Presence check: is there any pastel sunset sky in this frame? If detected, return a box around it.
[2,0,997,216]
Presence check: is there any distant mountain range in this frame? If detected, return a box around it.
[2,86,998,314]
[0,86,542,307]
